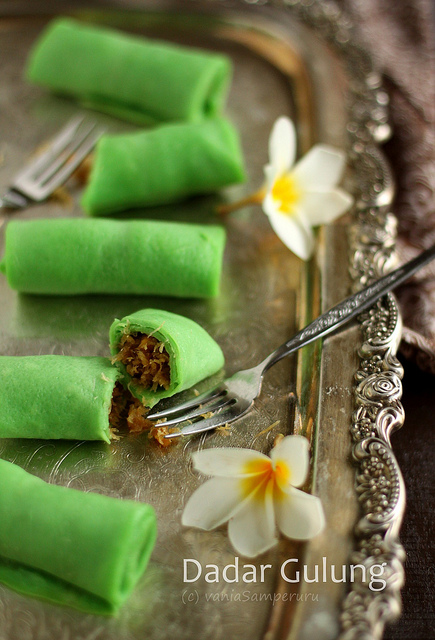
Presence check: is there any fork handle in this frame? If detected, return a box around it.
[260,243,435,372]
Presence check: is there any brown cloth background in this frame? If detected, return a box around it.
[340,0,435,372]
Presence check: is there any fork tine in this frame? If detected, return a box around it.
[152,395,234,428]
[35,121,96,185]
[164,403,249,439]
[39,126,105,196]
[14,115,85,181]
[0,190,29,209]
[146,384,225,421]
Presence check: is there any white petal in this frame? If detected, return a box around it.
[301,188,354,226]
[182,477,245,530]
[262,191,280,218]
[192,448,270,478]
[292,145,346,190]
[268,117,297,175]
[271,435,310,489]
[266,207,315,260]
[275,486,325,540]
[263,163,277,190]
[228,480,278,557]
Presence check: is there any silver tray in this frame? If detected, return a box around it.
[0,2,405,639]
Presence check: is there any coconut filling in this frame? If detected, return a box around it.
[109,333,176,444]
[114,332,171,392]
[109,382,153,436]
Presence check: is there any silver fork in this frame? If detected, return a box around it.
[0,115,104,209]
[147,243,435,439]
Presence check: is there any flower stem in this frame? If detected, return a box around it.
[216,188,266,215]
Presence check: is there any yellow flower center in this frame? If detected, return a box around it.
[271,173,301,215]
[275,460,291,485]
[240,457,291,501]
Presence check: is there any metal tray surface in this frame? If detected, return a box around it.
[0,2,404,640]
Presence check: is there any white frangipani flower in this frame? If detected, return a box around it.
[262,116,353,260]
[182,435,325,558]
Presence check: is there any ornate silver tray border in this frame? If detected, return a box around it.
[254,1,405,638]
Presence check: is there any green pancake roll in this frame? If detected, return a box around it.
[0,218,226,298]
[25,18,232,124]
[0,356,119,442]
[0,458,157,614]
[81,118,245,216]
[110,309,224,408]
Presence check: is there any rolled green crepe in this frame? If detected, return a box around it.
[0,458,156,614]
[25,18,232,124]
[81,118,245,216]
[0,218,226,298]
[0,356,118,442]
[110,309,224,408]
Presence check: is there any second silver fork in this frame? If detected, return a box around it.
[1,115,104,209]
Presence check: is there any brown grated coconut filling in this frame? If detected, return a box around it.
[109,382,153,435]
[112,333,171,391]
[109,382,178,446]
[109,333,176,444]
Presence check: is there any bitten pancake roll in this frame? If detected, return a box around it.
[110,308,225,408]
[0,356,119,442]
